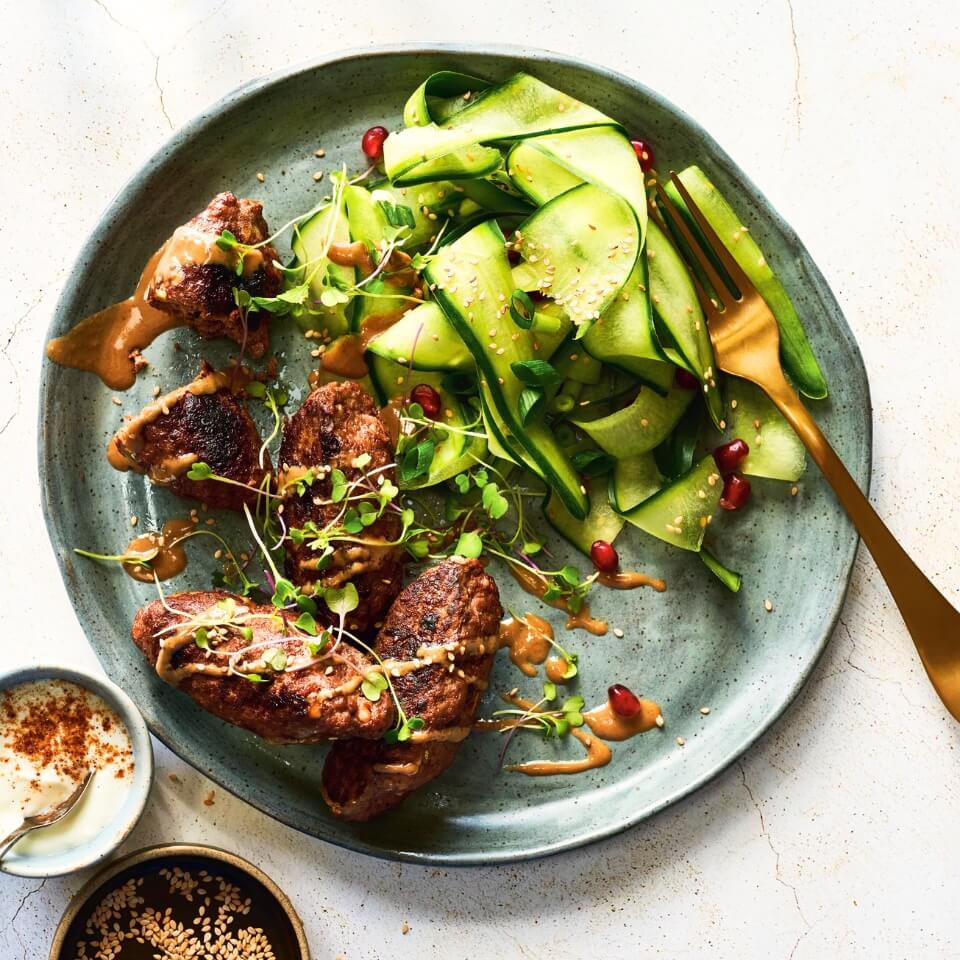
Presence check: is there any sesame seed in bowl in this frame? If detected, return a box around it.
[49,844,309,960]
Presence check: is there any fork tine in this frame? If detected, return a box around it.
[667,172,757,301]
[647,197,716,319]
[652,181,732,311]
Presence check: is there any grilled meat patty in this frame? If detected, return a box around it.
[279,381,404,636]
[321,558,502,821]
[107,363,269,511]
[146,192,281,358]
[132,591,395,743]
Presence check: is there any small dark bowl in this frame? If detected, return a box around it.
[49,843,309,959]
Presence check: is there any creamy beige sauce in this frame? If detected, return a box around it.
[372,761,420,776]
[474,690,660,777]
[46,228,259,390]
[320,310,409,380]
[379,396,405,449]
[508,565,608,635]
[321,334,369,379]
[507,727,613,777]
[598,570,667,592]
[545,656,572,684]
[583,698,661,741]
[107,368,232,476]
[46,245,181,390]
[123,518,195,583]
[497,614,552,676]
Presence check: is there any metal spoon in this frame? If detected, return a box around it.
[0,770,94,861]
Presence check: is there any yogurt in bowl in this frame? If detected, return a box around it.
[0,665,153,877]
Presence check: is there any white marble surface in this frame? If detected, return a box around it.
[2,1,959,957]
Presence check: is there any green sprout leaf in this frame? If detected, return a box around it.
[187,462,213,481]
[241,673,270,684]
[454,530,483,559]
[329,469,348,503]
[194,628,209,650]
[325,582,359,618]
[294,611,319,635]
[306,633,331,658]
[271,578,298,609]
[263,648,288,672]
[245,381,267,399]
[558,565,580,587]
[361,671,389,702]
[481,482,509,520]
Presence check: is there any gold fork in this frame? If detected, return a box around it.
[653,173,960,720]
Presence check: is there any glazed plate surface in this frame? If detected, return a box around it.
[38,44,871,864]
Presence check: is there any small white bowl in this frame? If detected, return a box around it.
[0,664,153,878]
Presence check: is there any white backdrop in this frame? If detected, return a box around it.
[2,1,959,957]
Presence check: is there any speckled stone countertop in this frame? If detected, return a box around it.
[2,1,959,957]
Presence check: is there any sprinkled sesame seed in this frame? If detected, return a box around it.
[791,485,799,496]
[676,736,686,746]
[700,706,711,716]
[130,515,138,527]
[764,599,774,612]
[312,170,324,182]
[315,147,326,157]
[613,627,624,638]
[256,172,265,182]
[111,396,122,406]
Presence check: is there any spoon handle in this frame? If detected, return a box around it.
[0,823,34,861]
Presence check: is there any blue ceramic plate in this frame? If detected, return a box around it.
[38,44,870,864]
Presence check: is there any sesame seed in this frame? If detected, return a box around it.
[730,399,738,409]
[130,515,138,527]
[315,147,326,157]
[313,170,324,181]
[256,172,265,183]
[764,599,774,612]
[790,485,799,496]
[676,736,686,746]
[700,706,711,716]
[152,385,161,397]
[613,627,624,638]
[655,714,665,728]
[111,396,122,406]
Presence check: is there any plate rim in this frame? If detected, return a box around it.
[37,41,873,865]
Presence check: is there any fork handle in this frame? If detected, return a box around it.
[762,371,960,718]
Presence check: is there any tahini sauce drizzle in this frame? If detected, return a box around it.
[122,518,196,583]
[508,565,608,635]
[46,228,257,390]
[106,368,232,476]
[497,614,552,676]
[320,309,409,380]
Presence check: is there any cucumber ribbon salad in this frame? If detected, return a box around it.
[256,71,827,601]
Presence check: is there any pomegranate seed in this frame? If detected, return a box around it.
[630,139,655,172]
[590,539,619,573]
[713,438,750,474]
[608,683,642,718]
[720,473,752,511]
[674,367,699,390]
[361,125,389,162]
[410,383,442,418]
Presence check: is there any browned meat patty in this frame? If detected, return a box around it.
[321,558,502,821]
[107,363,269,511]
[146,193,282,358]
[279,381,404,635]
[132,591,395,743]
